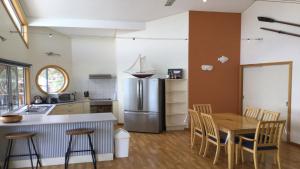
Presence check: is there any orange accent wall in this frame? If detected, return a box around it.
[188,11,241,113]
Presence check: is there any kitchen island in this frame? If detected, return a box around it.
[0,113,117,168]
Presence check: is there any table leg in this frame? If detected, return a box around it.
[228,131,235,169]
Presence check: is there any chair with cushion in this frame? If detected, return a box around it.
[243,107,260,119]
[189,109,206,155]
[260,110,280,121]
[201,113,228,165]
[193,104,212,114]
[239,120,286,169]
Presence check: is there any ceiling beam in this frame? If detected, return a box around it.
[28,18,146,31]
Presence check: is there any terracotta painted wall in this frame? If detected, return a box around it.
[188,11,241,113]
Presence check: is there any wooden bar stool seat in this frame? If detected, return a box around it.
[5,132,36,140]
[3,132,42,169]
[66,128,94,136]
[65,128,97,169]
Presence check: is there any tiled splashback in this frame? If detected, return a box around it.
[88,78,117,100]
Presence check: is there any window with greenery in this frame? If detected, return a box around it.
[2,0,29,47]
[36,65,69,94]
[0,64,26,114]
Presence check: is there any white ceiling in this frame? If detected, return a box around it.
[20,0,255,22]
[19,0,256,37]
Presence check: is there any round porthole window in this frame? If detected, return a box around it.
[36,65,69,94]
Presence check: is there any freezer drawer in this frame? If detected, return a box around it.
[124,111,161,133]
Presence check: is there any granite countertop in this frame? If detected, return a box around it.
[0,113,117,127]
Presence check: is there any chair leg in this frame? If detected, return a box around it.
[88,134,97,169]
[199,136,205,155]
[213,144,221,165]
[65,135,73,169]
[203,139,209,157]
[191,131,196,148]
[253,152,258,169]
[27,139,34,169]
[277,150,281,169]
[3,139,13,169]
[235,145,240,164]
[30,137,42,168]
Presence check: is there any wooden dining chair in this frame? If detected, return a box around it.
[243,107,260,119]
[260,110,280,121]
[193,104,212,114]
[189,109,206,155]
[239,120,286,169]
[201,113,227,165]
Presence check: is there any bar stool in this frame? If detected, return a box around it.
[3,132,42,169]
[65,128,96,169]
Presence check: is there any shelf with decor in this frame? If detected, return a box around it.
[165,79,188,131]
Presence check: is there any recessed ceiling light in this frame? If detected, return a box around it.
[203,0,207,2]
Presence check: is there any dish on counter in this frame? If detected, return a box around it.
[0,115,23,123]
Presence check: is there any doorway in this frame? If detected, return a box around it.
[240,62,292,142]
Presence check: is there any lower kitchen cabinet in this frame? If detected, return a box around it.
[50,101,90,115]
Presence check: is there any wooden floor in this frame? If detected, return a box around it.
[20,130,300,169]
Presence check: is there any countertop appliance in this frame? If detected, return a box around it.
[33,95,43,104]
[124,78,165,133]
[47,93,75,104]
[90,98,113,113]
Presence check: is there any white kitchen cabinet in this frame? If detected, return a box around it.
[50,100,90,115]
[165,79,188,131]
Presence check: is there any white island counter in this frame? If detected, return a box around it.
[0,113,117,168]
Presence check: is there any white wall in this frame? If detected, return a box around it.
[0,27,73,98]
[71,37,116,95]
[241,1,300,143]
[116,12,189,123]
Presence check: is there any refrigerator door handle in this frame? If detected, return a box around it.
[140,80,144,109]
[137,80,140,110]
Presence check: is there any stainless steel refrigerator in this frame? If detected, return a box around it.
[124,78,165,133]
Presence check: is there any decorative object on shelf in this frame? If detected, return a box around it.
[124,54,155,78]
[258,16,300,28]
[168,69,183,79]
[45,52,61,57]
[217,56,229,64]
[201,65,214,71]
[0,35,7,42]
[0,115,23,123]
[84,91,89,98]
[260,27,300,38]
[241,38,263,41]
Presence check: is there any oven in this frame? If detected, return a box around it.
[90,99,112,113]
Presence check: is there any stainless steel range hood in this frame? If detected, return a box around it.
[89,74,114,79]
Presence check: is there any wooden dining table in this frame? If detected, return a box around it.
[212,113,259,169]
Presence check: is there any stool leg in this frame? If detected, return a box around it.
[88,134,97,169]
[30,137,42,168]
[3,139,13,169]
[27,139,34,169]
[65,135,73,169]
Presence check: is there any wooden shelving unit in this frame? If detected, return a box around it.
[165,79,188,131]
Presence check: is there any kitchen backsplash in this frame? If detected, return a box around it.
[87,78,117,100]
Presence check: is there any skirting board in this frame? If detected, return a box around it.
[5,153,113,168]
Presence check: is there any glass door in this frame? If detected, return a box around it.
[0,65,9,114]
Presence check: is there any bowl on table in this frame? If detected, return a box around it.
[0,115,23,123]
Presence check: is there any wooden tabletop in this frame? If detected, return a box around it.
[212,113,259,134]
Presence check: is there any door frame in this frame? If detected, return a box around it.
[239,61,293,143]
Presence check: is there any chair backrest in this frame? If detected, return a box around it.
[201,113,219,142]
[260,110,280,121]
[243,107,260,119]
[188,109,204,132]
[193,104,212,114]
[254,120,286,149]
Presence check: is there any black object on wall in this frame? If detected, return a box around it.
[258,16,300,28]
[260,27,300,38]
